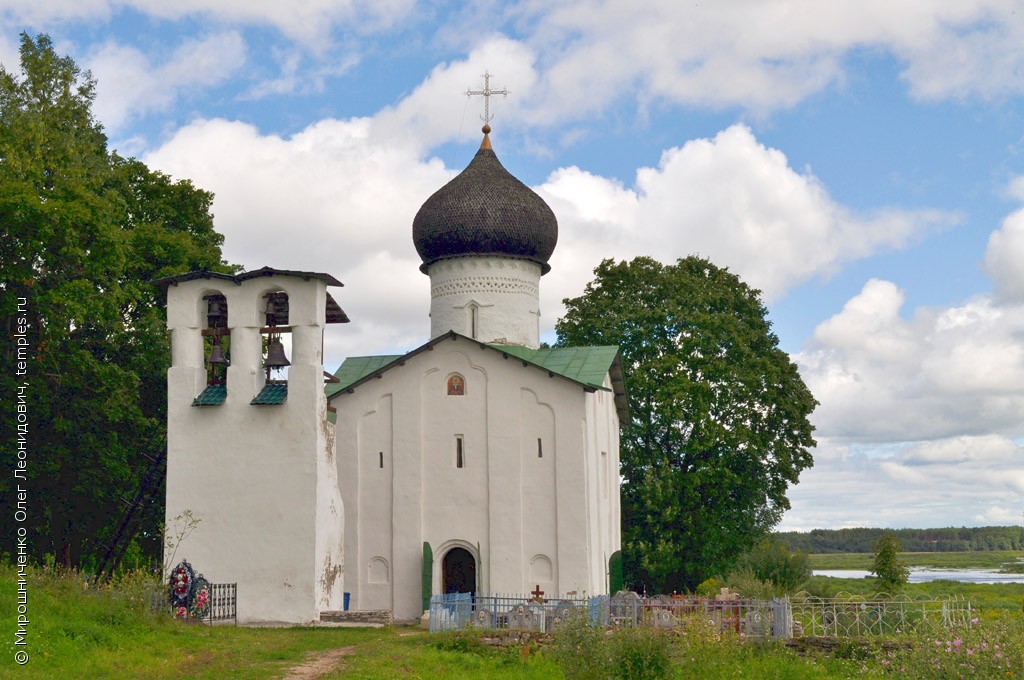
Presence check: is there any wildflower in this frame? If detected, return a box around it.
[953,638,962,649]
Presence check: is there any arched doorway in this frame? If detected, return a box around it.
[442,547,476,595]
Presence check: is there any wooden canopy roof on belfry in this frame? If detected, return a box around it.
[152,267,350,324]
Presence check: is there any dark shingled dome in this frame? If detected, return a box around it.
[413,144,558,274]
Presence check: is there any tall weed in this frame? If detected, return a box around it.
[547,612,669,680]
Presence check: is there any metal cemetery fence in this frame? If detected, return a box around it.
[149,582,237,625]
[430,591,970,640]
[204,583,238,624]
[787,592,971,637]
[430,593,596,633]
[429,592,788,637]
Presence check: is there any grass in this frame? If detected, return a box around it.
[808,550,1024,572]
[3,562,1023,678]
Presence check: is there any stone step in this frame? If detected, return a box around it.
[320,610,394,626]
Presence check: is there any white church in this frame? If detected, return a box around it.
[158,124,627,624]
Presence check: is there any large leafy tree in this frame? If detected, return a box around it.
[0,34,230,569]
[557,257,817,592]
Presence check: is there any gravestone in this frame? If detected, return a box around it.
[469,608,495,629]
[547,603,576,630]
[651,607,678,629]
[507,603,543,631]
[610,590,641,625]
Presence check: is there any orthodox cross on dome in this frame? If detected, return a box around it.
[466,70,508,127]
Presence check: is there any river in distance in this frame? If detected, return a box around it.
[814,568,1024,584]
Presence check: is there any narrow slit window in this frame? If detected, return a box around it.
[537,438,543,458]
[470,305,478,339]
[378,451,384,469]
[455,436,465,468]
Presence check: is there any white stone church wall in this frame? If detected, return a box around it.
[583,379,622,593]
[333,334,619,619]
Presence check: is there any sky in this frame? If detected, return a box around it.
[3,0,1023,533]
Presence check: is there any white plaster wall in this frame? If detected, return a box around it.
[355,394,393,611]
[520,389,556,595]
[332,335,620,619]
[166,275,344,624]
[582,379,622,592]
[426,257,542,348]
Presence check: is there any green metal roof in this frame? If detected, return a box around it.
[489,345,619,391]
[251,383,288,405]
[326,355,403,396]
[325,333,628,421]
[192,385,226,406]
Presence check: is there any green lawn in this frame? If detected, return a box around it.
[3,563,1022,678]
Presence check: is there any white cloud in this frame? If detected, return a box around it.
[781,435,1024,531]
[145,117,948,373]
[1,0,415,46]
[143,116,448,361]
[10,1,1024,125]
[241,48,360,101]
[797,280,1024,443]
[369,36,538,154]
[540,125,951,306]
[88,32,247,131]
[0,32,20,73]
[983,204,1024,304]
[516,0,1024,119]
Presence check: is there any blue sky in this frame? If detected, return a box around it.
[4,1,1024,532]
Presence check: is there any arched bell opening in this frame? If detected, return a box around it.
[202,292,230,387]
[441,546,477,596]
[261,290,291,384]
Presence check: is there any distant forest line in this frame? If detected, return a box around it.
[775,526,1024,553]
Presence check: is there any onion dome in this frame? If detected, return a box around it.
[413,125,558,274]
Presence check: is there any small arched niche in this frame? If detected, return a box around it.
[368,557,390,584]
[529,555,552,582]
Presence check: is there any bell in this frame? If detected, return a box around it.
[207,299,227,326]
[265,336,291,368]
[265,297,279,325]
[207,343,229,366]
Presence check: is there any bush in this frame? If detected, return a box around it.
[547,612,612,679]
[734,536,811,593]
[696,577,723,597]
[547,612,670,679]
[610,625,670,680]
[724,568,776,599]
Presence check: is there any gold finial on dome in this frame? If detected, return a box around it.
[480,123,492,150]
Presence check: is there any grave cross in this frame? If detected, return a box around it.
[531,584,545,602]
[466,70,508,125]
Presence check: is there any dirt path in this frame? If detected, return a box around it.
[282,645,355,680]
